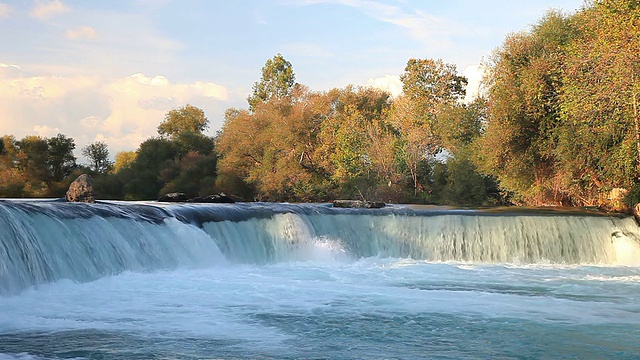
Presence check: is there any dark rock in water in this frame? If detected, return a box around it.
[333,200,385,208]
[189,193,236,203]
[158,192,236,203]
[158,192,188,202]
[65,174,96,203]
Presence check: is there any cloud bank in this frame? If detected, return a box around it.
[0,63,228,157]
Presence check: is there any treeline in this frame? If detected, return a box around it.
[0,105,217,200]
[2,0,638,208]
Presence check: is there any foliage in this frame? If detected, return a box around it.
[476,10,575,205]
[113,151,137,173]
[158,104,209,140]
[247,53,296,111]
[82,141,113,174]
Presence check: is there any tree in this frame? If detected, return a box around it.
[113,151,137,173]
[0,135,26,197]
[557,0,640,204]
[123,138,179,200]
[401,58,467,107]
[476,11,573,205]
[388,58,467,197]
[157,104,209,140]
[82,141,113,174]
[47,133,77,184]
[247,53,296,111]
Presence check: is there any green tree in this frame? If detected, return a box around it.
[157,104,209,140]
[247,53,296,111]
[82,141,113,174]
[122,137,179,200]
[476,10,573,205]
[557,0,640,205]
[46,133,77,184]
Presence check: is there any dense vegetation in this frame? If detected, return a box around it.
[1,0,638,209]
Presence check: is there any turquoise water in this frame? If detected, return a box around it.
[0,201,639,359]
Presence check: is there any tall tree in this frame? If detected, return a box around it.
[558,0,640,203]
[476,11,573,205]
[247,53,296,111]
[390,58,467,196]
[82,141,113,174]
[46,134,77,184]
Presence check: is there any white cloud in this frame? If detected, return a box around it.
[0,63,23,78]
[66,26,97,40]
[0,66,229,156]
[462,64,486,103]
[31,0,69,19]
[33,125,61,137]
[0,3,12,18]
[367,74,402,97]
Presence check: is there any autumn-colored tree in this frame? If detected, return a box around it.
[0,136,26,197]
[113,151,137,173]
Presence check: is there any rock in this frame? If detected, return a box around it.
[333,200,385,209]
[157,192,188,202]
[189,193,236,203]
[65,174,96,203]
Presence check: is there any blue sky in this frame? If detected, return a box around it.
[0,0,584,159]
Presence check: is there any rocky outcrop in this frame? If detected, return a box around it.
[333,200,385,208]
[65,174,96,203]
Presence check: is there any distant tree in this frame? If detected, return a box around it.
[401,58,467,107]
[0,135,26,197]
[113,151,137,173]
[247,53,296,111]
[82,141,113,174]
[123,137,179,200]
[46,133,77,183]
[157,104,209,140]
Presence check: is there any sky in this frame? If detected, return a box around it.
[0,0,585,162]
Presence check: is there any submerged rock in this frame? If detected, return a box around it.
[65,174,96,203]
[333,200,385,208]
[158,192,236,203]
[158,192,189,202]
[189,194,236,203]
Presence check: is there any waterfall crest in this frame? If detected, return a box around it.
[1,200,639,294]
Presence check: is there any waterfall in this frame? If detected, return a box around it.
[1,200,639,295]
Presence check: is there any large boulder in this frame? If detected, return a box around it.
[65,174,96,203]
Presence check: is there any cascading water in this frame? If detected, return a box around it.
[1,200,639,359]
[1,200,639,295]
